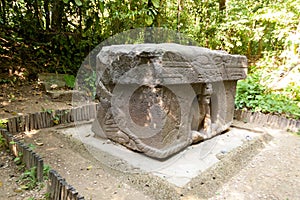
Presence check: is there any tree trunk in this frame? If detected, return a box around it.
[33,0,43,29]
[44,0,50,30]
[177,0,182,31]
[51,0,64,31]
[219,0,226,11]
[0,0,6,25]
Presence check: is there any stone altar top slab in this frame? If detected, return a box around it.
[96,43,247,85]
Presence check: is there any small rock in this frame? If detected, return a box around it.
[221,150,227,154]
[14,187,23,193]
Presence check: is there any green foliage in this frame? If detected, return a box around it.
[0,119,8,129]
[28,144,36,151]
[9,140,16,145]
[44,193,51,199]
[14,152,23,165]
[17,164,50,191]
[52,115,60,125]
[77,70,97,98]
[0,78,10,84]
[0,134,6,148]
[43,164,51,180]
[235,73,300,119]
[64,74,76,88]
[17,167,38,190]
[1,0,299,74]
[42,108,53,114]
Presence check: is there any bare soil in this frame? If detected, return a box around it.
[0,81,300,200]
[0,82,72,119]
[212,123,300,200]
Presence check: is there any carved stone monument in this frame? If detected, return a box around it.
[92,43,247,159]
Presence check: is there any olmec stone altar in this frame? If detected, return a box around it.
[92,43,247,159]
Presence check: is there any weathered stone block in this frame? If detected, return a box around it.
[92,43,247,159]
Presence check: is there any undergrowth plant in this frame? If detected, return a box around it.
[13,152,23,165]
[0,119,7,129]
[18,167,38,190]
[18,164,51,190]
[235,72,300,119]
[0,134,6,148]
[64,74,76,88]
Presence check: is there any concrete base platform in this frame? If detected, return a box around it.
[59,122,271,188]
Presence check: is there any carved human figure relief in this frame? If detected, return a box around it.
[192,83,213,143]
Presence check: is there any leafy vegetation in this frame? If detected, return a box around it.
[0,119,8,129]
[1,0,298,73]
[0,133,6,148]
[17,167,38,190]
[235,72,300,119]
[43,164,51,180]
[17,164,51,191]
[64,74,76,88]
[13,152,23,165]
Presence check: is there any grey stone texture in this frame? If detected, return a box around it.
[92,43,247,159]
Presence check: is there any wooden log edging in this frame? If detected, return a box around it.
[2,104,95,199]
[47,169,85,200]
[0,128,86,199]
[234,109,300,132]
[0,129,44,182]
[6,103,98,134]
[6,105,299,135]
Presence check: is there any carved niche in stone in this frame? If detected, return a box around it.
[91,43,247,159]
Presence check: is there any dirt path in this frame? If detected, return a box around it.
[0,82,72,119]
[0,146,47,200]
[21,126,152,200]
[211,129,300,200]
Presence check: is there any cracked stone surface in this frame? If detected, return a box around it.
[91,43,247,159]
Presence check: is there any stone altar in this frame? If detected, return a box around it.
[92,43,247,159]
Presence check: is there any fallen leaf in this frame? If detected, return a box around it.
[36,142,44,146]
